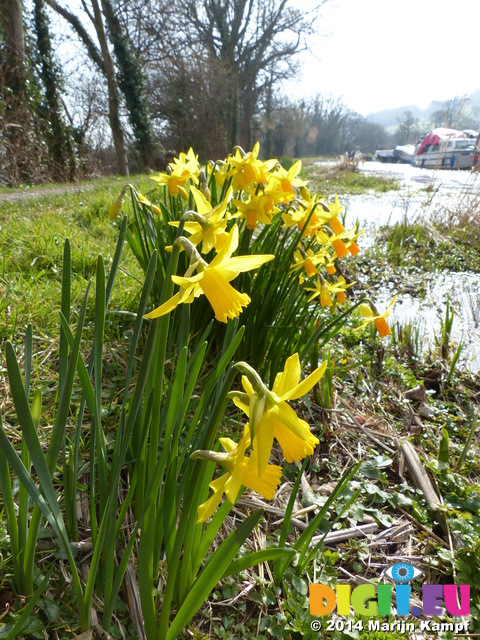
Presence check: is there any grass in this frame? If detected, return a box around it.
[372,219,480,274]
[0,174,152,342]
[0,162,480,638]
[301,156,401,195]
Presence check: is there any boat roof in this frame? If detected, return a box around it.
[417,128,467,155]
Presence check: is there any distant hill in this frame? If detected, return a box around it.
[365,105,427,129]
[366,91,480,130]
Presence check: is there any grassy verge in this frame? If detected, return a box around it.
[0,174,153,339]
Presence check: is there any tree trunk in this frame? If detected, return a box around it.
[101,0,157,170]
[90,0,129,176]
[1,0,26,90]
[34,0,77,181]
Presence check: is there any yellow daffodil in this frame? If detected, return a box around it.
[151,148,200,196]
[291,248,320,278]
[232,191,279,230]
[305,276,355,305]
[137,192,161,216]
[316,226,363,259]
[306,276,333,307]
[169,185,231,253]
[355,296,397,337]
[192,424,282,523]
[270,159,307,202]
[282,189,329,237]
[232,354,327,474]
[144,225,275,323]
[327,194,347,235]
[227,142,276,192]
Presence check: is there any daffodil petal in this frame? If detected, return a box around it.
[224,465,243,503]
[360,303,374,318]
[172,273,204,287]
[253,413,275,476]
[144,292,183,319]
[279,361,328,401]
[190,184,212,215]
[273,353,301,397]
[232,395,250,416]
[209,225,239,267]
[219,436,237,453]
[197,475,227,523]
[216,254,275,280]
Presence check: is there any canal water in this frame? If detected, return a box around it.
[341,162,480,373]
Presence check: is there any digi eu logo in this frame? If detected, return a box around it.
[309,563,470,617]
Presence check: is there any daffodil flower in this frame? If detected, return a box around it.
[327,194,347,235]
[291,247,321,279]
[305,275,355,305]
[270,159,307,201]
[282,188,330,236]
[232,354,327,474]
[191,424,282,523]
[169,185,232,253]
[151,148,200,196]
[232,190,279,229]
[317,226,364,259]
[144,225,275,323]
[355,296,397,337]
[137,192,161,215]
[227,142,276,192]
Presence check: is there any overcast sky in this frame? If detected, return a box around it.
[292,0,480,115]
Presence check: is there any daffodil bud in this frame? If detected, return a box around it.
[190,449,229,464]
[199,169,211,202]
[299,186,311,201]
[108,185,128,220]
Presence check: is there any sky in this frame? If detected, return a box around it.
[291,0,480,116]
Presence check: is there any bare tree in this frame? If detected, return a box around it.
[394,110,419,145]
[148,0,326,154]
[46,0,130,174]
[430,96,471,129]
[189,1,325,148]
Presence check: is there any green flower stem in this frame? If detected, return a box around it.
[232,361,265,393]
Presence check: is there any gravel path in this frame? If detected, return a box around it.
[0,182,101,203]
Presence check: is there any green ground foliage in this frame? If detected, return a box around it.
[302,157,401,196]
[0,157,479,640]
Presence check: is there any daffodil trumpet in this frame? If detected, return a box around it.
[355,296,397,338]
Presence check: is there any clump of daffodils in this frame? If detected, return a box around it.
[109,142,397,522]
